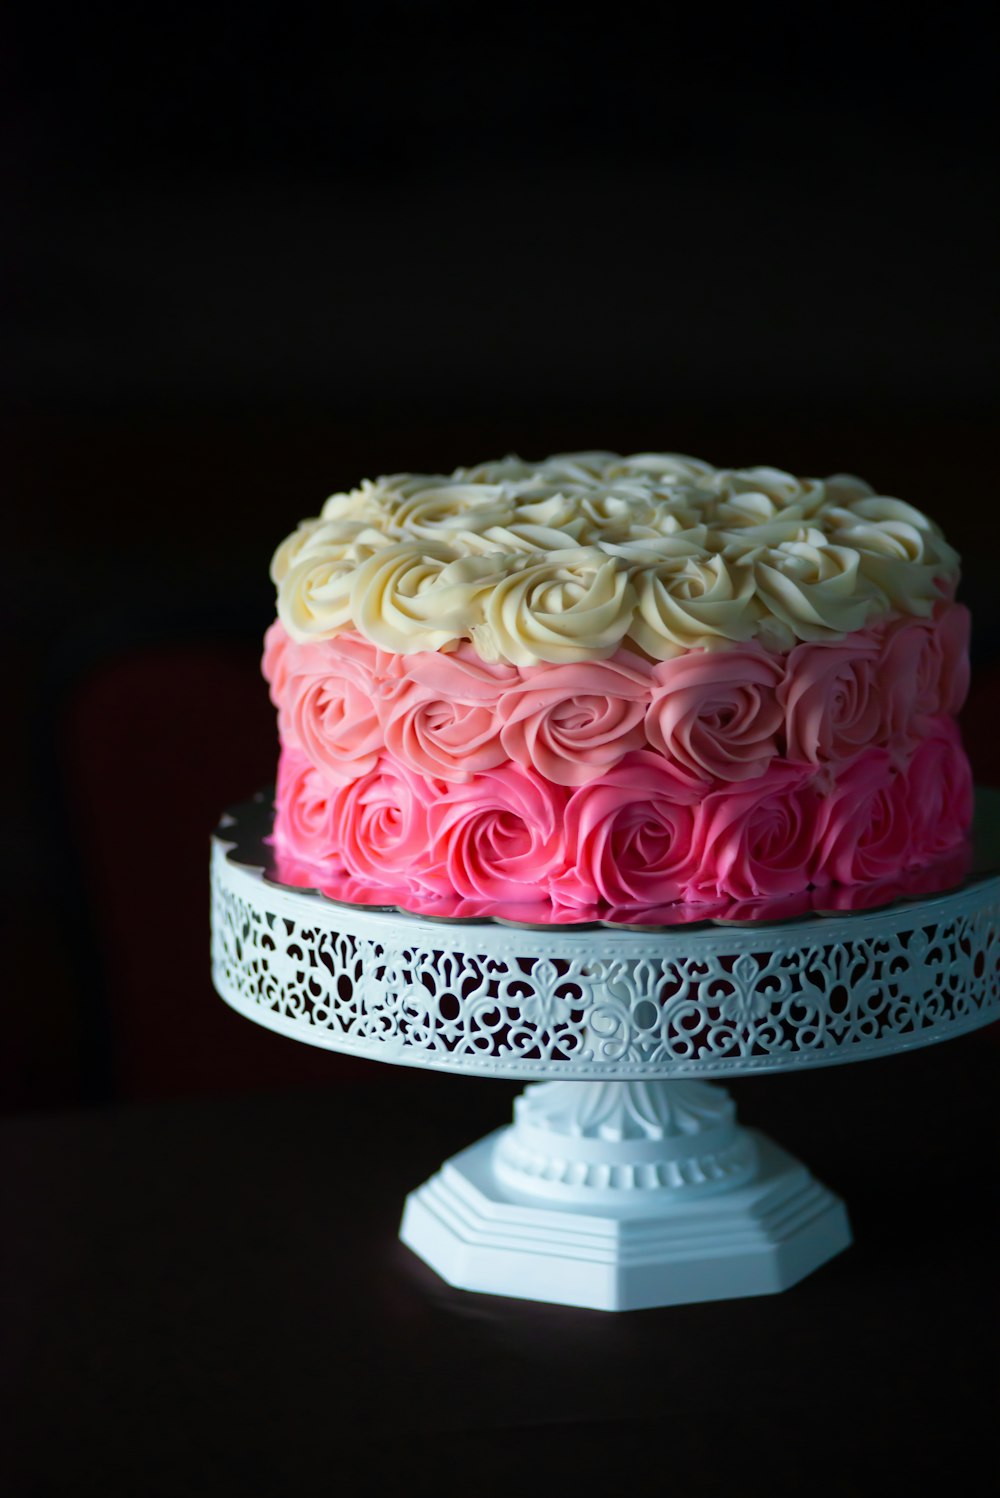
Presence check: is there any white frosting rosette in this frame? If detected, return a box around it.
[745,532,884,643]
[350,544,505,654]
[319,478,400,526]
[709,466,829,516]
[506,491,584,532]
[276,521,396,637]
[604,452,715,483]
[823,497,961,613]
[576,483,661,533]
[269,451,962,661]
[471,547,637,666]
[630,553,762,657]
[383,484,518,542]
[278,552,358,639]
[273,517,392,580]
[455,519,591,556]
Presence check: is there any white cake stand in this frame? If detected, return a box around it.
[210,793,1000,1311]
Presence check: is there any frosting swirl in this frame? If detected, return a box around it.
[779,636,883,764]
[472,547,637,665]
[815,749,913,884]
[378,644,516,781]
[646,645,784,784]
[684,763,822,901]
[350,545,503,653]
[423,763,569,901]
[630,553,761,656]
[553,752,701,907]
[497,653,653,786]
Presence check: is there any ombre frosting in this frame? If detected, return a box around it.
[264,451,973,914]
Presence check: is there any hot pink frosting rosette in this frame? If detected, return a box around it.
[377,643,516,781]
[900,838,972,897]
[273,747,345,872]
[423,761,569,901]
[497,652,653,786]
[779,633,883,764]
[645,645,783,786]
[684,761,822,901]
[324,754,437,887]
[902,716,974,859]
[814,747,912,885]
[820,839,972,912]
[552,751,701,907]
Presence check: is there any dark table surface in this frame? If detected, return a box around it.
[3,1029,997,1498]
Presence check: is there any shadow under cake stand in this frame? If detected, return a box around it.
[210,792,1000,1312]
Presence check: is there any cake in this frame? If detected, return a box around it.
[261,451,973,920]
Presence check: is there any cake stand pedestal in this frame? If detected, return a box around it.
[400,1077,849,1309]
[210,794,1000,1311]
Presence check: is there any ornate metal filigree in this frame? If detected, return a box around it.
[211,829,1000,1080]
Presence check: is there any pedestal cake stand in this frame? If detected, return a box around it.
[210,793,1000,1311]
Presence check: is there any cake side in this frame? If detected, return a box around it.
[262,452,972,913]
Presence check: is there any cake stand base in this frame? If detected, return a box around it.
[400,1080,851,1311]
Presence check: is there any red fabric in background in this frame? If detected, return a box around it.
[56,642,1000,1106]
[60,640,379,1103]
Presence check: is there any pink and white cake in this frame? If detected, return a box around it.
[262,451,973,919]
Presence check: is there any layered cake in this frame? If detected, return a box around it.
[262,451,973,919]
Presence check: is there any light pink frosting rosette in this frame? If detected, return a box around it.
[814,747,912,885]
[779,633,883,764]
[684,761,822,901]
[645,645,783,786]
[935,602,972,715]
[377,642,517,781]
[903,716,974,859]
[497,653,653,786]
[877,602,970,738]
[273,632,401,783]
[877,616,942,736]
[552,751,701,907]
[265,622,390,702]
[422,762,569,901]
[262,619,295,706]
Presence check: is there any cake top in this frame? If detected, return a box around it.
[271,451,960,665]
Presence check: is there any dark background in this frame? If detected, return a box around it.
[2,7,998,1496]
[4,4,998,1113]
